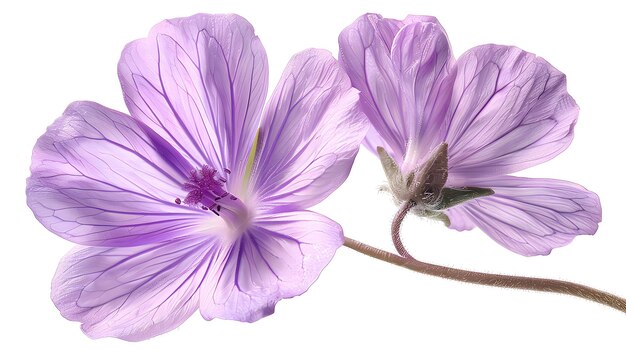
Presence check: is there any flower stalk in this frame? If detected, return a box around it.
[343,201,626,314]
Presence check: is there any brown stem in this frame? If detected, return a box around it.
[343,202,626,314]
[391,200,417,260]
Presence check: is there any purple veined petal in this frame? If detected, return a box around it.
[250,49,368,210]
[339,14,453,167]
[26,101,212,247]
[118,14,269,186]
[389,19,455,165]
[445,175,601,256]
[338,14,407,159]
[52,235,217,341]
[199,210,343,322]
[442,45,578,181]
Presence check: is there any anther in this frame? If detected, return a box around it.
[179,165,233,215]
[175,197,182,205]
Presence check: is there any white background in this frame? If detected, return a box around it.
[1,0,625,349]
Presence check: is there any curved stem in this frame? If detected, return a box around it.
[343,202,626,314]
[391,200,417,260]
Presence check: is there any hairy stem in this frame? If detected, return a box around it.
[391,201,417,260]
[343,202,626,314]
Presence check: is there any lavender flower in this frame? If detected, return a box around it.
[339,14,601,256]
[27,14,366,340]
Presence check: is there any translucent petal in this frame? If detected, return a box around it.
[443,45,578,180]
[52,235,215,340]
[251,49,367,210]
[27,101,211,247]
[199,211,343,321]
[446,176,601,256]
[339,14,454,165]
[118,14,269,186]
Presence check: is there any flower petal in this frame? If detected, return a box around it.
[52,235,216,341]
[118,14,269,185]
[26,101,210,247]
[251,49,367,210]
[443,45,578,180]
[339,14,454,165]
[199,211,343,322]
[389,18,455,163]
[445,176,601,256]
[446,205,476,231]
[338,14,407,159]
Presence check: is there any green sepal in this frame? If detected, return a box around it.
[377,146,409,195]
[413,143,448,205]
[377,146,400,182]
[436,187,495,210]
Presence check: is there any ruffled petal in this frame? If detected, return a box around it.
[118,14,269,185]
[52,235,216,341]
[443,45,578,181]
[445,176,601,256]
[339,14,453,165]
[26,101,210,247]
[251,49,367,210]
[199,211,343,321]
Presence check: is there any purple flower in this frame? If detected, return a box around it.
[339,14,601,256]
[27,14,366,340]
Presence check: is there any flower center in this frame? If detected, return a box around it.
[176,165,251,236]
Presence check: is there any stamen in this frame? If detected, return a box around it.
[175,165,234,215]
[208,204,220,216]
